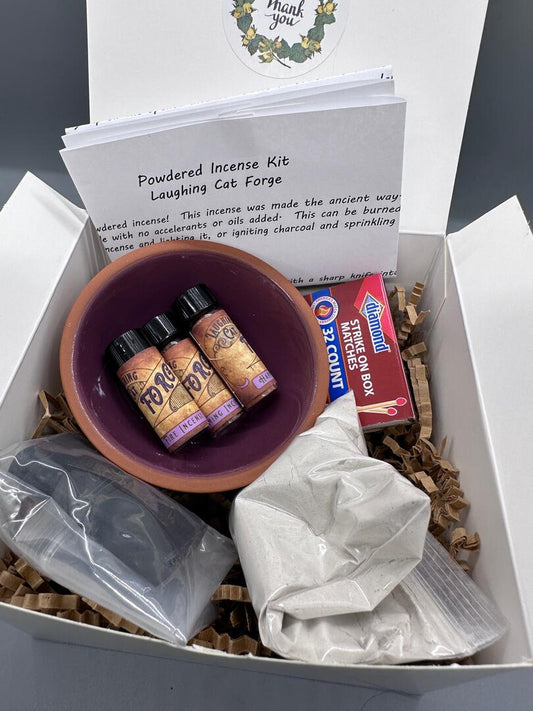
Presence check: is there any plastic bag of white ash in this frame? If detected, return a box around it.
[230,392,507,664]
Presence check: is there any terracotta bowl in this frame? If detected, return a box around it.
[60,241,328,492]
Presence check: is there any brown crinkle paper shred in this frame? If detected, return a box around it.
[191,568,273,657]
[0,282,479,658]
[0,551,151,636]
[31,391,81,439]
[365,283,480,569]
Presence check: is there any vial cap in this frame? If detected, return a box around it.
[106,329,150,369]
[172,284,218,326]
[142,313,184,348]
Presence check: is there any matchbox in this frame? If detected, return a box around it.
[305,274,415,430]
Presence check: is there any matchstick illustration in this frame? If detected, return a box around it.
[356,397,407,416]
[362,406,398,416]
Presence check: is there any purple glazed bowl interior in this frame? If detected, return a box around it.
[61,244,328,491]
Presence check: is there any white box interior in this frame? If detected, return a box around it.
[0,175,532,695]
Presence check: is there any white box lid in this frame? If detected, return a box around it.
[447,196,533,652]
[86,0,488,238]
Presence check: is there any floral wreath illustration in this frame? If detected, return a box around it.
[231,1,337,68]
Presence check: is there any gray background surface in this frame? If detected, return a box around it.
[1,1,533,709]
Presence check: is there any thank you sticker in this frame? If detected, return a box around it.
[223,1,349,77]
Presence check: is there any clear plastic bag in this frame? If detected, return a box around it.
[0,433,236,644]
[231,393,507,664]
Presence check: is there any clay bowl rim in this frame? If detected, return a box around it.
[59,240,329,493]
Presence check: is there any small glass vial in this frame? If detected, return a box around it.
[143,313,243,436]
[172,285,277,410]
[106,329,208,451]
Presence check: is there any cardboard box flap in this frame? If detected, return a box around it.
[0,173,101,447]
[86,0,488,238]
[447,197,533,652]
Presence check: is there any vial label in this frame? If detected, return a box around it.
[117,347,207,449]
[191,308,277,409]
[253,370,275,389]
[161,410,209,448]
[206,398,241,428]
[164,339,242,433]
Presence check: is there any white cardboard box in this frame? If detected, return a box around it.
[1,0,532,698]
[0,173,532,696]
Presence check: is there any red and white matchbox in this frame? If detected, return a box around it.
[306,274,415,430]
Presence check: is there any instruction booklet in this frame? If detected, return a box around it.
[61,68,405,286]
